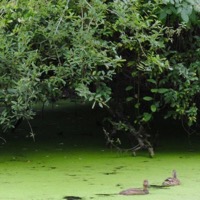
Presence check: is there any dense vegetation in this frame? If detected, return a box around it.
[0,0,200,155]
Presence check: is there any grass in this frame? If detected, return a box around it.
[0,100,200,200]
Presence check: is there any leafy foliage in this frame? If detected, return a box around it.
[0,0,200,154]
[159,0,200,23]
[0,0,123,131]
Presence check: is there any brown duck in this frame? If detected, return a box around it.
[119,180,149,195]
[162,170,180,186]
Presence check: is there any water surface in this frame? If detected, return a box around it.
[0,101,200,200]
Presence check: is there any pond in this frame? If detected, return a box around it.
[0,101,200,200]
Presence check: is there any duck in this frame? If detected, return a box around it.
[119,180,149,195]
[162,170,180,186]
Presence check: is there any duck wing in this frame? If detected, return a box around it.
[162,177,180,186]
[119,188,148,195]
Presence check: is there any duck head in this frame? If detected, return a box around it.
[172,170,177,179]
[143,180,149,190]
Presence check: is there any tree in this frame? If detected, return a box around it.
[0,0,123,134]
[103,0,200,155]
[0,0,200,156]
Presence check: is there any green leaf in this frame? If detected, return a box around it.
[99,102,103,108]
[143,96,153,101]
[126,97,134,102]
[125,86,133,91]
[151,89,158,93]
[92,101,96,109]
[89,96,94,101]
[143,113,152,122]
[151,105,157,112]
[181,8,189,23]
[159,11,167,20]
[147,79,157,84]
[134,103,140,109]
[151,88,168,94]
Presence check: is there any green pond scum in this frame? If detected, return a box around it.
[0,101,200,200]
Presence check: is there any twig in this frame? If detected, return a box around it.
[84,0,92,8]
[26,119,35,142]
[0,136,6,143]
[54,0,70,34]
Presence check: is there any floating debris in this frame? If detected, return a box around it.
[63,196,82,200]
